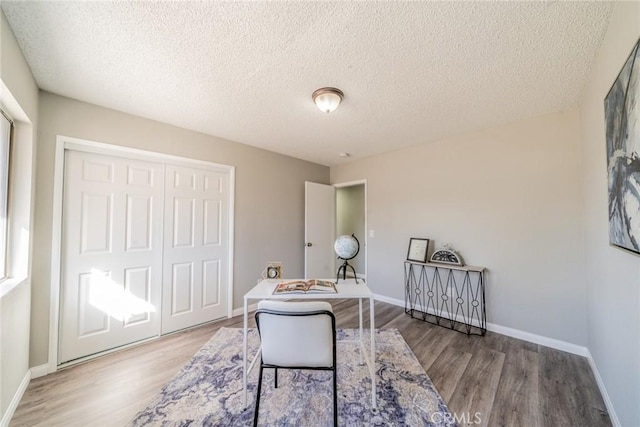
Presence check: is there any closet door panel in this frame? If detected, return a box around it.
[161,165,229,334]
[59,151,164,364]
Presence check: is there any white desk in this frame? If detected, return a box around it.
[242,279,377,408]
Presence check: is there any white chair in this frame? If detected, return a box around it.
[253,300,337,427]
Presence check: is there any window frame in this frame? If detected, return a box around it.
[0,109,13,281]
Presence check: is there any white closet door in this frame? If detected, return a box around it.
[161,165,229,334]
[59,151,164,364]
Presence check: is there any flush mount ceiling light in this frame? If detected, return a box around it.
[312,87,344,114]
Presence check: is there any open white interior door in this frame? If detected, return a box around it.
[304,182,336,279]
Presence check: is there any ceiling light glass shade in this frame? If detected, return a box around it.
[312,87,344,113]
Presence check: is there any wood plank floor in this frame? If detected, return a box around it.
[11,299,611,426]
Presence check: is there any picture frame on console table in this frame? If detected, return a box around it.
[261,262,283,280]
[407,238,430,263]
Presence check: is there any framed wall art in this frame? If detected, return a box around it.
[407,238,430,263]
[605,37,640,255]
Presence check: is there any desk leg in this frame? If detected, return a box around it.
[243,298,248,407]
[359,298,363,364]
[370,297,376,408]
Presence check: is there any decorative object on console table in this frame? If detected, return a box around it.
[261,262,282,280]
[406,238,430,263]
[430,244,464,266]
[404,261,486,335]
[604,37,640,255]
[334,234,360,283]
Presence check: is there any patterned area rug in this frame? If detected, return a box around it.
[131,328,456,426]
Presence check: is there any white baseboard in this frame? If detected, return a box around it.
[0,369,30,427]
[372,293,404,308]
[586,350,621,427]
[30,364,50,379]
[486,322,589,357]
[372,293,589,357]
[231,302,258,317]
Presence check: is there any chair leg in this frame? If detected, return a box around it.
[274,367,278,388]
[253,365,264,427]
[333,368,338,427]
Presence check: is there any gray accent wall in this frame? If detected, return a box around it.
[331,109,587,346]
[30,92,329,367]
[579,2,640,425]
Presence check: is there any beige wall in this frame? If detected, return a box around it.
[31,92,329,366]
[579,2,640,425]
[331,109,587,345]
[0,10,38,421]
[336,185,365,275]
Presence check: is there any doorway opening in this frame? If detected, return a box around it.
[303,180,367,281]
[335,181,366,281]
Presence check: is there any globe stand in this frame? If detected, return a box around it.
[336,259,359,284]
[334,233,360,284]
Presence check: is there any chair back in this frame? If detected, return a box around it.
[255,300,335,368]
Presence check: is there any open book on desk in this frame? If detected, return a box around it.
[273,279,338,295]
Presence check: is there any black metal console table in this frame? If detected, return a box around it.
[404,261,486,335]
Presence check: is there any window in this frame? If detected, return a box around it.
[0,110,12,280]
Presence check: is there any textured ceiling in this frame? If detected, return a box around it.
[2,1,613,166]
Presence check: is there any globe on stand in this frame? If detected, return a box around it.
[334,234,360,283]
